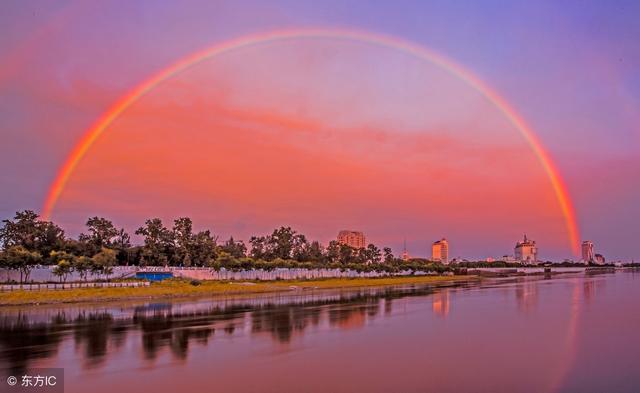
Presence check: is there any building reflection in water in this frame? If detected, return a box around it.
[0,283,477,372]
[582,275,605,305]
[431,289,450,318]
[515,279,538,313]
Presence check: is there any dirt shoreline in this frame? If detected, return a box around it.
[0,275,478,306]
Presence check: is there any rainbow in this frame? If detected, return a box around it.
[41,28,580,255]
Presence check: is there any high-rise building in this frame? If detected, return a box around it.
[581,240,594,263]
[515,235,538,263]
[337,230,366,249]
[432,238,449,264]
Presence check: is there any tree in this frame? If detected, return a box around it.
[325,241,341,264]
[305,241,325,263]
[172,217,194,266]
[63,238,93,257]
[79,217,119,249]
[0,210,65,261]
[269,227,294,259]
[365,244,382,264]
[249,236,267,260]
[0,250,8,281]
[220,237,247,259]
[265,227,307,260]
[50,250,75,264]
[0,210,40,250]
[52,260,73,283]
[73,256,93,282]
[37,221,67,261]
[91,248,117,280]
[190,230,217,266]
[290,233,310,262]
[2,246,42,284]
[383,247,394,264]
[338,244,356,265]
[50,249,76,280]
[135,218,173,266]
[113,228,132,265]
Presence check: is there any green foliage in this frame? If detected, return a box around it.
[91,248,117,279]
[0,245,42,283]
[220,236,247,258]
[250,227,310,261]
[135,218,173,266]
[78,216,120,253]
[73,256,93,282]
[189,229,217,266]
[49,250,75,265]
[0,210,65,262]
[0,211,452,275]
[52,260,73,283]
[172,217,193,266]
[62,238,94,257]
[383,247,394,263]
[325,241,340,264]
[50,251,77,283]
[366,244,382,264]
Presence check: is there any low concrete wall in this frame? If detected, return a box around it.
[0,266,137,283]
[175,268,427,281]
[1,266,429,283]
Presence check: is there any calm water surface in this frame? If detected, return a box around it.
[1,272,639,393]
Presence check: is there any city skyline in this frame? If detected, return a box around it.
[1,1,639,261]
[4,209,621,263]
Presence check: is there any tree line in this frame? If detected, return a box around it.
[0,210,449,283]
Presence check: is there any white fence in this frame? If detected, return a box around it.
[469,267,586,274]
[0,281,150,291]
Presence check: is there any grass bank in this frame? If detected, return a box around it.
[0,275,477,306]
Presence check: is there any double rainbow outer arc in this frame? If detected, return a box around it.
[41,28,581,255]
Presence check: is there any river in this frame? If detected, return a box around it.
[1,271,638,393]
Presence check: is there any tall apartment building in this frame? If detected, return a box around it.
[337,230,366,249]
[432,238,449,264]
[515,234,538,263]
[581,240,594,263]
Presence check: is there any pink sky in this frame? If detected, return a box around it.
[1,1,638,260]
[53,38,566,259]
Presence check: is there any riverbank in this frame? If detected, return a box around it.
[0,275,477,306]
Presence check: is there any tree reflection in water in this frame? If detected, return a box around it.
[0,282,474,371]
[0,313,66,373]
